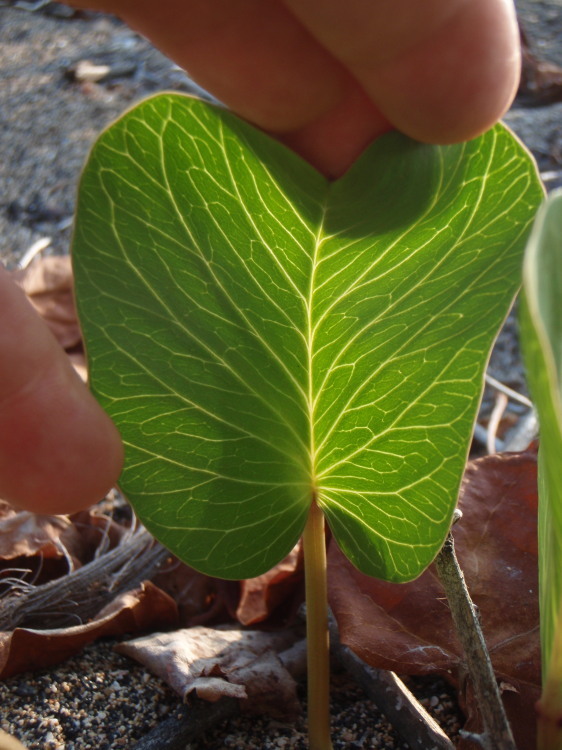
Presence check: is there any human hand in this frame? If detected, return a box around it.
[70,0,521,177]
[1,0,520,514]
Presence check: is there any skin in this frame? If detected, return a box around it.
[1,0,520,514]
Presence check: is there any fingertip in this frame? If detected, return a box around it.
[0,362,125,515]
[0,269,124,515]
[365,0,521,145]
[280,81,393,178]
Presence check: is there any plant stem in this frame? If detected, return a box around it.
[434,531,517,750]
[537,597,562,750]
[302,498,333,750]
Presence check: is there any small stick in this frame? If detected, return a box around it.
[486,392,508,455]
[484,374,533,409]
[434,524,517,750]
[17,236,51,269]
[336,644,455,750]
[132,698,239,750]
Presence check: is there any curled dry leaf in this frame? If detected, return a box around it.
[116,625,302,718]
[236,542,303,626]
[0,581,178,680]
[0,511,78,561]
[0,509,83,589]
[0,506,127,593]
[151,544,304,628]
[328,448,540,750]
[152,557,236,627]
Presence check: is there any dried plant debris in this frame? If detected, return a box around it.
[0,581,178,680]
[0,508,78,563]
[235,543,303,626]
[180,671,462,750]
[0,525,169,631]
[115,626,304,718]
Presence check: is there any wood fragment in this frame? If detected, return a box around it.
[132,698,239,750]
[487,392,508,455]
[336,644,455,750]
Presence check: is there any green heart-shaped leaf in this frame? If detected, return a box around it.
[73,94,542,581]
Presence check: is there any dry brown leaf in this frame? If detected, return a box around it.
[0,506,127,595]
[116,625,301,718]
[11,256,81,351]
[328,448,540,750]
[0,581,178,679]
[0,511,79,561]
[237,542,303,626]
[151,558,236,627]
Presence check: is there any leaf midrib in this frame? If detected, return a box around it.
[307,201,330,497]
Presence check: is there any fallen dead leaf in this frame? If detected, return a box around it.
[0,506,128,597]
[236,542,303,626]
[328,448,540,750]
[116,625,302,718]
[152,557,235,627]
[0,581,178,679]
[0,511,78,561]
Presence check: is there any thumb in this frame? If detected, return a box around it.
[0,266,124,514]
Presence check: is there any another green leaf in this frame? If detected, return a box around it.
[72,94,542,581]
[520,189,562,680]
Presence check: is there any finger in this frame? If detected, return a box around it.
[280,82,392,178]
[67,0,519,174]
[67,0,392,174]
[70,0,350,132]
[0,267,124,514]
[282,0,521,144]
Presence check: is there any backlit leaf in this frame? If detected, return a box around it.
[72,94,542,581]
